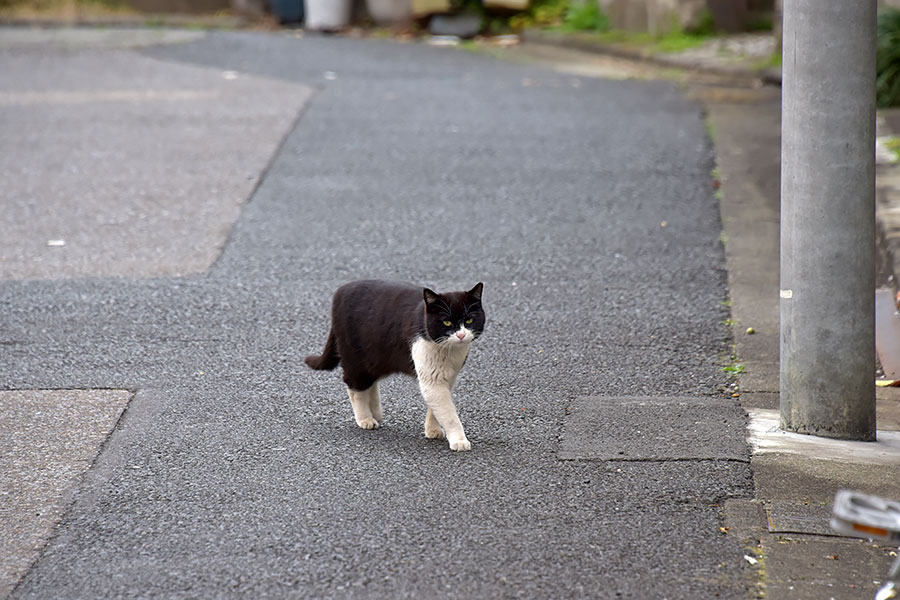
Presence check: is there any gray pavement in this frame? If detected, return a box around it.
[0,25,855,599]
[0,30,313,279]
[0,389,131,597]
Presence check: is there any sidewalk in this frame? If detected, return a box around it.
[711,91,900,600]
[522,29,782,85]
[518,30,900,600]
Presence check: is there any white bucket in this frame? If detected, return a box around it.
[305,0,353,30]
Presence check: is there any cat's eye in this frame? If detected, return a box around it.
[442,320,453,327]
[465,318,474,324]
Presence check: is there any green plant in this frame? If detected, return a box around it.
[562,1,609,32]
[754,50,782,71]
[885,136,900,156]
[746,16,773,32]
[877,9,900,107]
[705,120,717,143]
[652,31,710,53]
[685,8,715,36]
[509,0,569,31]
[723,364,745,375]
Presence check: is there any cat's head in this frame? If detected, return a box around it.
[423,283,485,345]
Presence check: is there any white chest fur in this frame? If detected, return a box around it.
[410,336,473,451]
[410,336,470,386]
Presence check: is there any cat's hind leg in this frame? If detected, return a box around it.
[424,408,445,439]
[347,386,380,430]
[367,382,383,424]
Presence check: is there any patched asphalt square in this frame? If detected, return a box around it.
[559,396,749,461]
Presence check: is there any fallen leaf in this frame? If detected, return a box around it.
[876,379,900,387]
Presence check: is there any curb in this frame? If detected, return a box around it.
[521,29,782,86]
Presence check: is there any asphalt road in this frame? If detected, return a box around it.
[2,30,753,598]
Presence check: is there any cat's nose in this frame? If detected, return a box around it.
[456,332,466,340]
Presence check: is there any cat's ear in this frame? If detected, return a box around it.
[423,288,441,306]
[467,282,484,302]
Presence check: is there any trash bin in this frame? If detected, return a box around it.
[305,0,352,30]
[269,0,303,23]
[366,0,411,25]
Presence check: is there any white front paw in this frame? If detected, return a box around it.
[356,418,380,430]
[449,437,471,452]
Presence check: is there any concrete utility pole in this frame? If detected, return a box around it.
[780,0,877,440]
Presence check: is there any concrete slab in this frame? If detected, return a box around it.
[752,454,900,505]
[0,41,314,280]
[0,389,132,598]
[748,409,900,467]
[765,500,835,536]
[740,390,779,410]
[876,387,900,430]
[559,396,749,461]
[707,95,783,397]
[723,498,768,537]
[763,536,895,600]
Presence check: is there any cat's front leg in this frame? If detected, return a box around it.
[418,383,470,451]
[424,408,445,440]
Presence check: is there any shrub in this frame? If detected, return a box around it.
[877,9,900,107]
[562,1,609,32]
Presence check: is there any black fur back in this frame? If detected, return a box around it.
[304,280,485,391]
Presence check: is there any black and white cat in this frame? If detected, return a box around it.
[305,280,485,451]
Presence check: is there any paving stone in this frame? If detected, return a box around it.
[0,389,131,597]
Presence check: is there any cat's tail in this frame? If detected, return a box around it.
[304,330,340,370]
